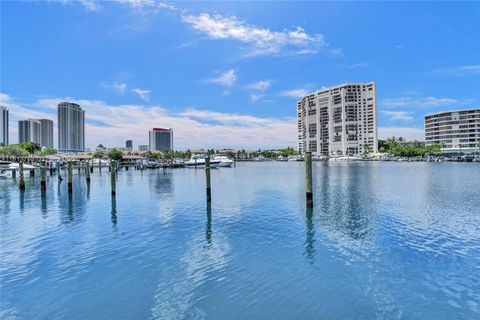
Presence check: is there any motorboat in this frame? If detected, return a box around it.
[328,156,362,162]
[185,155,221,168]
[288,156,305,161]
[212,155,234,167]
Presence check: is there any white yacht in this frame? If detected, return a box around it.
[328,156,362,162]
[212,155,234,167]
[185,155,221,168]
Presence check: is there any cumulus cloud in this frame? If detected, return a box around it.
[247,80,271,92]
[380,96,462,108]
[281,88,310,98]
[380,111,413,121]
[182,13,325,57]
[101,81,128,94]
[206,69,237,87]
[132,88,150,101]
[249,94,265,102]
[2,92,296,149]
[432,64,480,76]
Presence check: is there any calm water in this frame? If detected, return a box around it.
[1,162,479,319]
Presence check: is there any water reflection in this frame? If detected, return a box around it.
[111,196,117,229]
[19,189,25,213]
[58,180,88,225]
[304,208,315,264]
[41,192,47,219]
[206,203,212,244]
[318,165,377,241]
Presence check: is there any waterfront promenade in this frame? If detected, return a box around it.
[1,162,479,319]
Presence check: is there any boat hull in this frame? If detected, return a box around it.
[185,160,221,168]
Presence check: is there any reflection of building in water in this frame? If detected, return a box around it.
[304,208,315,264]
[148,171,175,224]
[316,164,377,243]
[58,178,88,225]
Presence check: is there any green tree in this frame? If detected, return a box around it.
[39,147,57,156]
[362,144,372,159]
[0,144,29,157]
[93,150,104,158]
[19,142,41,155]
[163,149,175,159]
[108,148,123,160]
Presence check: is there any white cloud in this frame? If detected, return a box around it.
[281,88,310,99]
[381,96,461,108]
[380,111,413,121]
[3,92,296,149]
[249,94,265,102]
[102,81,128,94]
[433,64,480,76]
[344,63,368,69]
[132,88,150,101]
[378,127,424,141]
[49,0,103,11]
[247,80,271,92]
[395,44,403,49]
[182,13,325,57]
[206,69,237,87]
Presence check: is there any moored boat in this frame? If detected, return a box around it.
[328,156,362,162]
[212,155,234,167]
[185,155,221,168]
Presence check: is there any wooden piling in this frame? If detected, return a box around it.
[90,159,94,173]
[40,160,46,191]
[85,160,91,182]
[305,151,313,208]
[110,161,116,196]
[205,156,211,202]
[19,162,25,190]
[67,161,73,193]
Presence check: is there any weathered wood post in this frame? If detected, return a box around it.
[205,156,212,203]
[19,162,25,190]
[12,166,16,178]
[40,160,47,191]
[67,161,73,193]
[110,161,116,196]
[305,151,313,208]
[90,159,94,173]
[85,160,91,183]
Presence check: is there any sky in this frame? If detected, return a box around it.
[1,0,479,150]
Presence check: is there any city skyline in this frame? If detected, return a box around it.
[1,1,479,149]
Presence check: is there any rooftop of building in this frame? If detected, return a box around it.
[424,107,480,118]
[297,82,376,102]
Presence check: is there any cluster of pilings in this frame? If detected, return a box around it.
[12,153,315,208]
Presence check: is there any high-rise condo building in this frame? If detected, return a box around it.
[149,128,173,151]
[0,106,8,145]
[18,118,54,147]
[126,140,133,150]
[39,119,54,148]
[425,108,480,153]
[18,119,42,144]
[297,82,377,157]
[58,102,85,152]
[138,145,149,152]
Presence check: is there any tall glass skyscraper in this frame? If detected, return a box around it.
[58,102,85,152]
[0,106,8,145]
[149,128,173,151]
[19,119,41,144]
[18,118,53,147]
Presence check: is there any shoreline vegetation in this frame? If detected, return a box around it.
[1,138,479,162]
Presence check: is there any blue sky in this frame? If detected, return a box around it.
[1,0,479,150]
